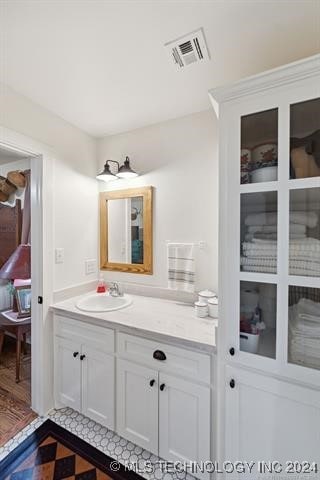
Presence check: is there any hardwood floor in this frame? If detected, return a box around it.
[0,336,36,447]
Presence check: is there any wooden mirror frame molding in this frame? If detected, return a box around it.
[100,186,153,274]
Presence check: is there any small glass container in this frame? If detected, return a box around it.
[194,300,208,318]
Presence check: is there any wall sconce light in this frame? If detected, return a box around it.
[96,156,138,183]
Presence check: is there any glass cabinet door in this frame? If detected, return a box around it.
[238,108,279,360]
[290,98,320,180]
[236,94,320,378]
[286,95,320,376]
[240,281,277,359]
[288,286,320,371]
[240,108,278,184]
[289,188,320,277]
[240,191,278,274]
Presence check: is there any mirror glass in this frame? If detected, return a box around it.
[107,196,144,264]
[100,186,153,274]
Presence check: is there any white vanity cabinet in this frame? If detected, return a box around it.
[54,336,82,411]
[54,315,115,429]
[117,359,159,453]
[117,333,211,479]
[53,315,213,480]
[158,372,210,466]
[210,55,320,474]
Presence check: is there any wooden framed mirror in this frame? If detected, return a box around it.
[100,186,153,274]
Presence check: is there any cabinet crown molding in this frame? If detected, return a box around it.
[209,54,320,105]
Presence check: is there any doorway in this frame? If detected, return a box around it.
[0,146,37,445]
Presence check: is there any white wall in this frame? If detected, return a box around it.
[97,110,219,293]
[0,84,98,291]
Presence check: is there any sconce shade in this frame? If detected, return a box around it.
[117,156,138,179]
[0,244,31,279]
[96,161,119,183]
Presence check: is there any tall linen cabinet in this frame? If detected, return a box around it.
[210,55,320,478]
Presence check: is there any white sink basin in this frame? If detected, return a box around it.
[76,293,132,312]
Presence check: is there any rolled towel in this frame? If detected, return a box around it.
[290,211,318,228]
[247,224,306,234]
[245,211,318,228]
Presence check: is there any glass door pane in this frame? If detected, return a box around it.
[288,286,320,370]
[241,108,278,184]
[240,281,276,359]
[290,98,320,179]
[289,188,320,277]
[241,191,277,273]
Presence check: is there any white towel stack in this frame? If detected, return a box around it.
[289,298,320,369]
[167,243,195,293]
[241,211,320,276]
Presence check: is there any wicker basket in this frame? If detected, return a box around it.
[0,176,17,195]
[7,170,26,188]
[0,190,9,202]
[291,147,320,178]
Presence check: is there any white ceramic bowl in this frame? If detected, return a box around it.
[252,143,277,166]
[251,166,278,183]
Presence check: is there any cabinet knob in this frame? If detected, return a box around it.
[149,379,156,387]
[153,350,166,361]
[229,379,235,389]
[229,347,235,356]
[80,354,86,361]
[160,383,166,391]
[73,351,79,358]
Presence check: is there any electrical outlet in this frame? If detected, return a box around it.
[55,248,64,264]
[85,259,97,275]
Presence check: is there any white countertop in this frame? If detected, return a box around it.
[51,292,217,353]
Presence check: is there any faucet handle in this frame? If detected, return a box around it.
[117,282,123,296]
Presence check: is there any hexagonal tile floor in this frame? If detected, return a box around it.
[0,407,196,480]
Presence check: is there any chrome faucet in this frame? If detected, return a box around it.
[109,282,123,297]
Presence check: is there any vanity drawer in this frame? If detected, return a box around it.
[54,315,114,353]
[117,332,210,384]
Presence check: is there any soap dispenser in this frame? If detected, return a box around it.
[96,274,107,293]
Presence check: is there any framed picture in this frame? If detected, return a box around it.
[15,285,31,318]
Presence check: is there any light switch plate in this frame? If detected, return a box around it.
[85,259,97,275]
[55,248,64,264]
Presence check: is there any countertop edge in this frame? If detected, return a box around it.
[50,305,217,354]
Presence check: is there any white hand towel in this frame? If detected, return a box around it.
[168,243,195,293]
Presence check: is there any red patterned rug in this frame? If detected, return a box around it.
[0,419,143,480]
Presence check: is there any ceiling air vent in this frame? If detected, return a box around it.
[164,27,210,69]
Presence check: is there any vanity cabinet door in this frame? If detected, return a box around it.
[116,359,159,454]
[81,345,115,429]
[159,373,211,480]
[54,336,81,411]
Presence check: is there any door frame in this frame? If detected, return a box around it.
[0,125,54,416]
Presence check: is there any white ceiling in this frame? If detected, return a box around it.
[1,0,319,137]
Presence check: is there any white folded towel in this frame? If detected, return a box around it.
[167,243,195,293]
[247,224,306,234]
[245,233,306,241]
[245,211,318,228]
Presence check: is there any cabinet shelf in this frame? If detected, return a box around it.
[240,181,279,194]
[239,271,278,284]
[287,275,320,289]
[288,177,320,190]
